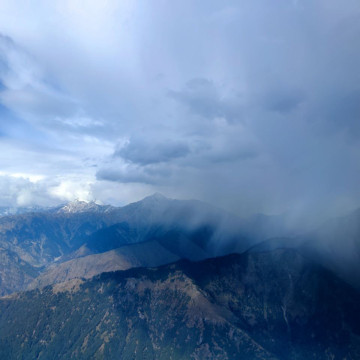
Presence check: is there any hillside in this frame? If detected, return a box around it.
[0,249,359,359]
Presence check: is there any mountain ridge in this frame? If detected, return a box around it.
[1,193,360,298]
[1,249,359,359]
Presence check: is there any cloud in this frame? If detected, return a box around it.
[0,0,358,222]
[259,87,305,114]
[169,78,242,123]
[320,89,360,135]
[0,174,81,207]
[0,33,105,138]
[97,163,171,185]
[115,137,190,165]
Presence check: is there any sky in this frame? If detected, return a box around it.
[0,0,359,220]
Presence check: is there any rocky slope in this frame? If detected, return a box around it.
[0,249,359,360]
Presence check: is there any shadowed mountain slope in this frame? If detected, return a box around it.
[0,249,359,360]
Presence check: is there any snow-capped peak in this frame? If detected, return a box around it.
[57,200,112,214]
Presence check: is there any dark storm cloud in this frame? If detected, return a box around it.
[115,138,190,165]
[169,78,242,123]
[97,164,171,185]
[259,87,306,114]
[322,89,360,135]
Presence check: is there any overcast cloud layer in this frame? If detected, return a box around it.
[0,0,359,221]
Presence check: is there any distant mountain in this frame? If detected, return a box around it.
[0,194,259,295]
[0,205,48,217]
[3,193,353,297]
[1,249,359,359]
[0,207,116,266]
[53,200,116,214]
[0,200,127,295]
[76,193,257,259]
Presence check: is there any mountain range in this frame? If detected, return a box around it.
[1,249,360,359]
[0,193,255,296]
[0,194,359,359]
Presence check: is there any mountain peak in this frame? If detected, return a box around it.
[143,193,168,202]
[57,200,112,214]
